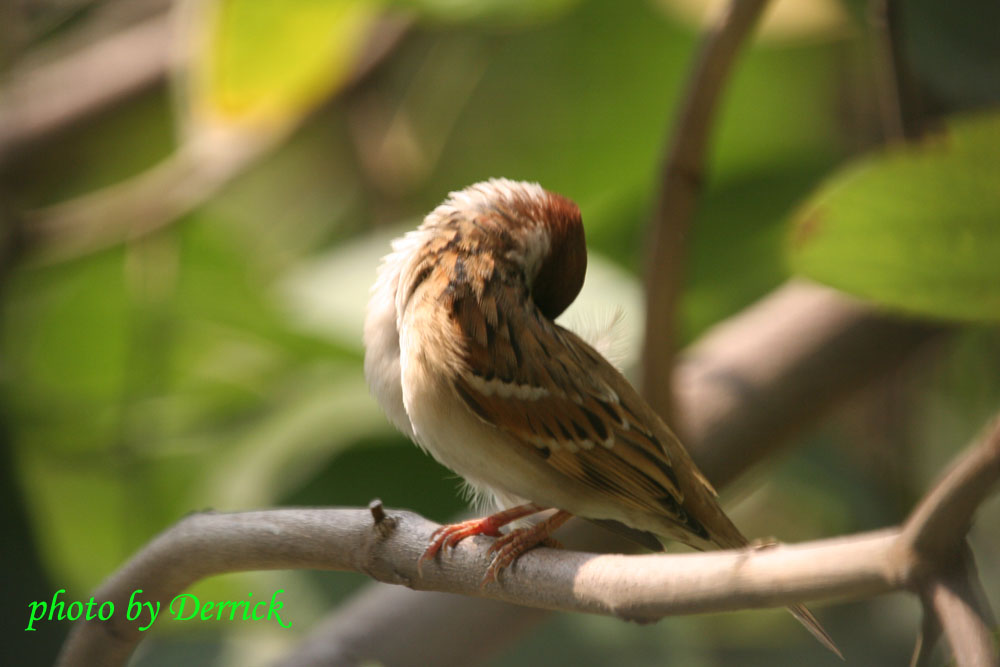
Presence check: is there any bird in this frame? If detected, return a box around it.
[363,178,841,657]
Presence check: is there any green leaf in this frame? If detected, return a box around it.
[788,113,1000,322]
[185,0,379,129]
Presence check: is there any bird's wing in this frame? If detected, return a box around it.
[449,280,725,545]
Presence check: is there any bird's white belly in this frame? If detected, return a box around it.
[399,353,621,521]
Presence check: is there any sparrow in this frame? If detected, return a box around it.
[363,178,841,657]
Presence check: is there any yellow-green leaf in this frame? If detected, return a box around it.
[186,0,379,129]
[789,113,1000,322]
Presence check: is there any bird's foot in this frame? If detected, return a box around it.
[481,510,572,586]
[418,503,544,575]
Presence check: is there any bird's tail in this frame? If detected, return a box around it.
[787,603,843,660]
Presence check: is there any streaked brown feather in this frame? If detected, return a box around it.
[446,266,732,547]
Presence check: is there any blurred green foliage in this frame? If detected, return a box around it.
[3,0,1000,665]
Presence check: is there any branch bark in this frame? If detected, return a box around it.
[641,0,770,421]
[58,413,1000,667]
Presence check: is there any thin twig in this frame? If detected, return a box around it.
[867,0,926,142]
[641,0,770,421]
[909,604,943,667]
[899,416,1000,568]
[923,550,998,667]
[868,0,906,142]
[21,127,276,264]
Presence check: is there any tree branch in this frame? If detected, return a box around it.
[909,604,942,667]
[899,416,1000,567]
[867,0,925,142]
[276,585,550,667]
[676,280,946,487]
[59,410,1000,666]
[58,509,894,667]
[901,419,1000,666]
[921,551,998,667]
[15,15,411,265]
[641,0,770,421]
[0,13,173,163]
[867,0,906,143]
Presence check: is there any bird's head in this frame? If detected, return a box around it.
[422,178,587,320]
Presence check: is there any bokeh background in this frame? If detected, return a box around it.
[3,0,999,665]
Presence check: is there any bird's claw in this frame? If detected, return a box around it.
[418,517,504,576]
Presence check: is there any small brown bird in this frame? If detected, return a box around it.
[363,179,840,657]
